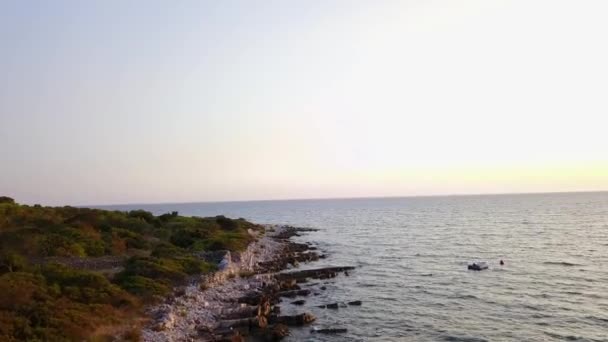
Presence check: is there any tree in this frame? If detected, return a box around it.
[0,196,15,204]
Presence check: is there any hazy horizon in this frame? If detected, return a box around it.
[35,189,608,208]
[2,1,608,205]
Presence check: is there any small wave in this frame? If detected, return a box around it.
[449,294,478,300]
[585,315,608,324]
[543,261,582,267]
[414,253,441,258]
[358,283,378,288]
[531,313,552,319]
[373,296,398,302]
[523,304,541,311]
[562,291,583,296]
[544,331,588,341]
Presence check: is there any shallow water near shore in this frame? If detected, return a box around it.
[102,192,608,341]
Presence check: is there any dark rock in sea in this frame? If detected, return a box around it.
[255,241,321,273]
[229,332,245,342]
[256,323,290,341]
[320,286,327,291]
[269,313,316,326]
[318,272,337,279]
[273,226,318,240]
[276,266,355,281]
[312,328,348,334]
[279,289,311,298]
[279,279,298,291]
[318,303,339,309]
[272,323,290,339]
[348,300,362,306]
[467,262,489,271]
[291,299,305,305]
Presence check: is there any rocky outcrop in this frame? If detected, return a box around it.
[276,266,355,281]
[142,225,354,342]
[143,229,284,341]
[151,305,176,331]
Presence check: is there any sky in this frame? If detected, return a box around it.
[1,0,607,206]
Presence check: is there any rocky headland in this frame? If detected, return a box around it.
[143,225,356,341]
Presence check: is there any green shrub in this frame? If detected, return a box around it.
[170,229,196,248]
[0,252,27,274]
[119,257,187,283]
[151,243,186,258]
[115,275,171,298]
[127,210,155,223]
[0,197,259,340]
[216,215,239,230]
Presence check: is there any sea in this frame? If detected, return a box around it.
[102,192,608,341]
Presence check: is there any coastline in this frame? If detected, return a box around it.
[142,225,353,341]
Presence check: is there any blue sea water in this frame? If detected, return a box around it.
[102,192,608,341]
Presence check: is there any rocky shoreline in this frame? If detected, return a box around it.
[142,225,356,341]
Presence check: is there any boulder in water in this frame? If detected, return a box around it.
[312,327,348,334]
[270,313,316,326]
[467,262,489,271]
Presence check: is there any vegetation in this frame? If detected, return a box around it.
[0,196,261,341]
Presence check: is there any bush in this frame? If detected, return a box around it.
[169,230,196,248]
[41,263,134,306]
[115,275,171,298]
[119,257,187,283]
[127,210,155,223]
[151,243,186,258]
[0,252,27,274]
[216,215,239,230]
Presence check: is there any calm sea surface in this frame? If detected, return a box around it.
[102,192,608,341]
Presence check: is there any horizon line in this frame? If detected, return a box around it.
[86,189,608,208]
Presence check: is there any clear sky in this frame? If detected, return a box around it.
[1,0,607,205]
